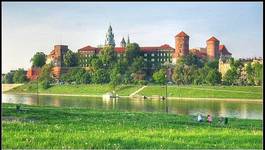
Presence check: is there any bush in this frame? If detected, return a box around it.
[41,80,51,89]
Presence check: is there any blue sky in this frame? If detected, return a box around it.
[2,2,263,73]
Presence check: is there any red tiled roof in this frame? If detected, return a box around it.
[207,36,219,42]
[115,47,125,53]
[175,31,189,37]
[219,45,232,55]
[78,45,101,53]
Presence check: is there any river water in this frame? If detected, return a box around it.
[2,93,263,120]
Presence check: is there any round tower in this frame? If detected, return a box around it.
[206,36,220,61]
[172,31,189,64]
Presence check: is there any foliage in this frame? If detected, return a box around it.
[109,67,122,90]
[30,52,46,68]
[12,68,28,83]
[205,69,222,85]
[152,69,166,84]
[63,50,78,67]
[61,68,91,84]
[40,79,51,89]
[125,43,141,63]
[38,64,54,83]
[92,69,110,84]
[99,46,117,68]
[223,68,238,85]
[3,72,14,84]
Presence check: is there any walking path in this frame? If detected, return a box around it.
[129,86,147,97]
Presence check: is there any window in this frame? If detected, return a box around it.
[144,53,147,57]
[144,59,147,61]
[151,53,154,57]
[151,58,154,62]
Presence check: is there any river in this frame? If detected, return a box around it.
[2,93,263,120]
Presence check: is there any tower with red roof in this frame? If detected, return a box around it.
[206,36,220,61]
[172,31,189,64]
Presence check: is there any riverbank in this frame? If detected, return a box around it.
[2,103,262,149]
[4,84,263,100]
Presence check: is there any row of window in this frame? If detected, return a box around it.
[144,53,172,57]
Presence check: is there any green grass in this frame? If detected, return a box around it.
[6,84,141,96]
[139,85,262,99]
[2,103,262,149]
[6,83,262,99]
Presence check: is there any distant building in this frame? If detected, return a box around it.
[26,26,233,80]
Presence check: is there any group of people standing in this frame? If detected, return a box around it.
[197,114,228,125]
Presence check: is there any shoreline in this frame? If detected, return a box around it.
[3,92,263,102]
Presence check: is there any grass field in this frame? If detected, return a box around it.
[2,103,262,149]
[6,84,141,96]
[5,83,262,99]
[139,85,262,99]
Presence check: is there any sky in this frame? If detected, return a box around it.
[2,2,263,73]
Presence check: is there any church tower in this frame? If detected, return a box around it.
[120,37,126,47]
[206,36,220,61]
[105,25,115,47]
[172,31,189,64]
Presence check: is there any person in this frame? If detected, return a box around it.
[197,114,203,122]
[207,115,212,124]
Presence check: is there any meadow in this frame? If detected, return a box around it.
[6,83,263,99]
[2,103,262,149]
[139,85,262,99]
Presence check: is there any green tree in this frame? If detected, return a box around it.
[38,64,54,82]
[110,67,122,91]
[92,69,110,84]
[253,63,263,86]
[152,69,166,84]
[205,69,222,85]
[63,50,78,67]
[99,46,117,68]
[125,43,141,63]
[3,72,14,83]
[30,52,46,67]
[13,69,27,83]
[223,67,238,85]
[245,62,254,85]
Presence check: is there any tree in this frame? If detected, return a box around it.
[61,68,91,84]
[223,68,238,85]
[13,68,28,83]
[99,45,117,68]
[253,63,263,86]
[125,43,141,63]
[110,67,122,91]
[245,62,254,85]
[38,64,54,82]
[63,50,78,67]
[3,72,14,83]
[205,69,222,85]
[92,69,110,84]
[30,52,46,67]
[152,69,166,84]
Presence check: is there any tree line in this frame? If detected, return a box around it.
[3,43,263,89]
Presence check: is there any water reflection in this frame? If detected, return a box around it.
[2,94,262,120]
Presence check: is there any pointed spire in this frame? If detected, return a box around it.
[105,25,115,47]
[120,37,126,47]
[127,35,130,44]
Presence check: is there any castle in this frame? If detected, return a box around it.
[27,26,232,80]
